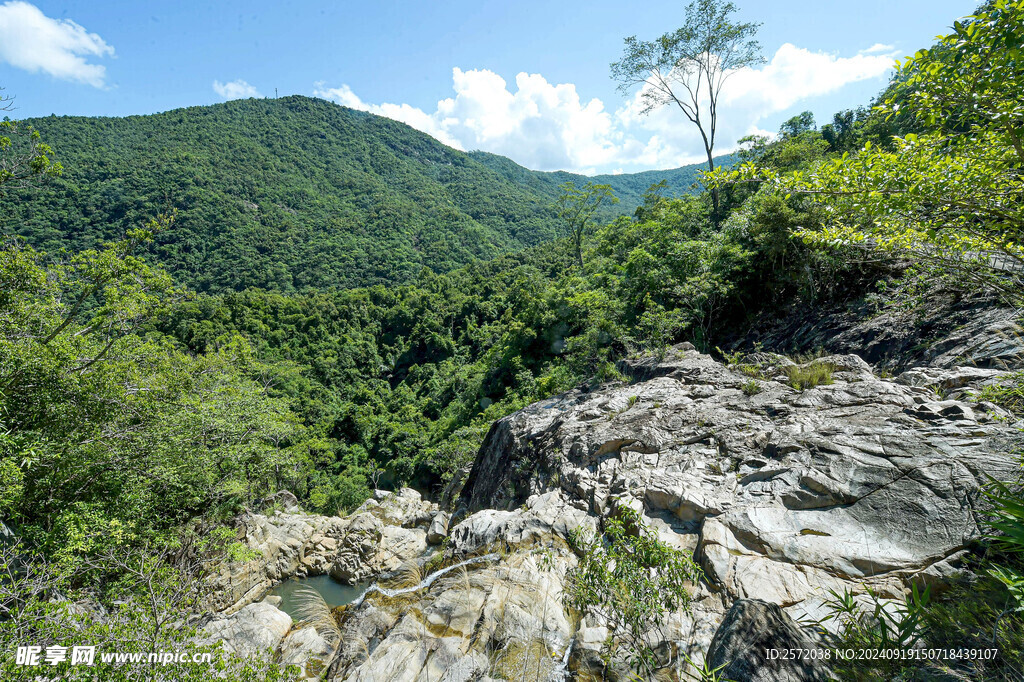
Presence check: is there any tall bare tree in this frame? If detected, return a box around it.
[611,0,762,221]
[555,180,617,269]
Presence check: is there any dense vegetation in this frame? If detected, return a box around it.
[468,149,729,209]
[0,97,719,294]
[2,1,1024,679]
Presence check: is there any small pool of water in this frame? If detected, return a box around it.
[269,575,369,621]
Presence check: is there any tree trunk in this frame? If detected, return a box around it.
[705,150,720,227]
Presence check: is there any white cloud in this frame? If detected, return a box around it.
[614,43,895,169]
[862,43,896,54]
[722,44,895,112]
[316,70,622,172]
[314,81,458,147]
[213,79,261,100]
[315,43,896,174]
[0,1,113,87]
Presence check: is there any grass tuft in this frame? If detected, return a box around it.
[786,362,835,391]
[292,585,342,642]
[976,370,1024,413]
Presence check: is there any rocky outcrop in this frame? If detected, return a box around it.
[207,488,438,614]
[280,625,338,679]
[206,344,1020,681]
[324,487,727,681]
[206,513,349,614]
[435,346,1016,677]
[202,596,340,679]
[330,536,578,682]
[426,512,449,545]
[459,348,1017,613]
[449,490,595,555]
[329,489,435,584]
[734,292,1024,371]
[706,599,829,682]
[201,599,293,659]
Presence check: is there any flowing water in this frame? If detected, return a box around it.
[349,553,500,607]
[269,574,369,621]
[268,553,498,621]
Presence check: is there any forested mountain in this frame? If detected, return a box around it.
[468,149,735,209]
[4,1,1024,679]
[1,95,719,293]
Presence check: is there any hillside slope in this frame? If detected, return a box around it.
[470,149,737,210]
[3,96,721,293]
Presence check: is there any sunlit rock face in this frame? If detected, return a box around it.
[207,344,1019,680]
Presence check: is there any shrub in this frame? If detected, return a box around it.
[738,363,764,379]
[565,506,702,677]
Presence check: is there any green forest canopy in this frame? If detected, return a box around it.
[1,96,725,294]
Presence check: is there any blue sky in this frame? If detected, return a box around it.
[0,0,977,174]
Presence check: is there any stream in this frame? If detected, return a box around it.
[268,574,369,621]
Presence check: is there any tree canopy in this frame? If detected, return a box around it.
[707,0,1024,301]
[555,180,618,268]
[0,97,721,294]
[611,0,762,217]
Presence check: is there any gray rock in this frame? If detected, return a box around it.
[460,346,1019,611]
[449,491,595,555]
[707,599,829,682]
[363,487,436,528]
[201,600,292,659]
[202,346,1020,682]
[205,512,349,613]
[206,486,440,611]
[375,526,428,573]
[260,490,300,512]
[279,625,336,679]
[732,292,1024,371]
[896,365,1009,391]
[439,466,472,512]
[328,549,577,682]
[426,511,450,545]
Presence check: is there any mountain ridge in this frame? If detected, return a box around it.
[2,95,729,293]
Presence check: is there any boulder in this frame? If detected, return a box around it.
[328,513,381,584]
[260,490,300,512]
[426,511,450,545]
[201,600,292,659]
[208,486,440,608]
[896,365,1008,391]
[449,491,595,555]
[360,487,437,528]
[279,625,336,680]
[375,526,428,573]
